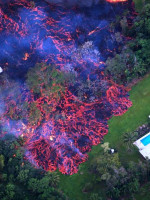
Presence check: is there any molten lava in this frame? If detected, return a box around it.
[23,53,29,60]
[0,0,132,175]
[106,0,127,3]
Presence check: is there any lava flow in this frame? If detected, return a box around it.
[106,0,127,3]
[0,0,132,175]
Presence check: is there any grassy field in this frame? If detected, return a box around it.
[59,73,150,200]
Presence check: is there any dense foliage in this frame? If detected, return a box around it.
[89,143,150,200]
[0,135,67,200]
[105,4,150,84]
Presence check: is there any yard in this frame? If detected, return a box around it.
[59,73,150,200]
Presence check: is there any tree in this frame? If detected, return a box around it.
[127,178,140,194]
[28,102,42,126]
[26,63,66,96]
[38,176,51,193]
[120,16,128,34]
[109,187,121,199]
[127,4,150,77]
[106,4,150,85]
[101,142,110,153]
[25,63,72,126]
[17,169,29,184]
[0,155,4,170]
[47,172,60,188]
[89,193,103,200]
[0,138,67,200]
[90,152,121,181]
[145,159,150,181]
[28,178,39,193]
[123,131,138,152]
[114,32,123,43]
[5,183,15,200]
[105,47,135,84]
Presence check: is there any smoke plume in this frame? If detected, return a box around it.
[45,0,102,7]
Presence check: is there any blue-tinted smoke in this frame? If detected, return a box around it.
[45,0,101,7]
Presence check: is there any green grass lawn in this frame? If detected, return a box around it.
[59,73,150,200]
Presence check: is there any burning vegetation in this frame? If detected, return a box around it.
[0,63,132,175]
[0,0,132,174]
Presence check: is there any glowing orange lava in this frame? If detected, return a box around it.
[106,0,127,2]
[23,53,30,60]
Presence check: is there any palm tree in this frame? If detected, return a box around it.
[48,172,60,187]
[123,131,138,152]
